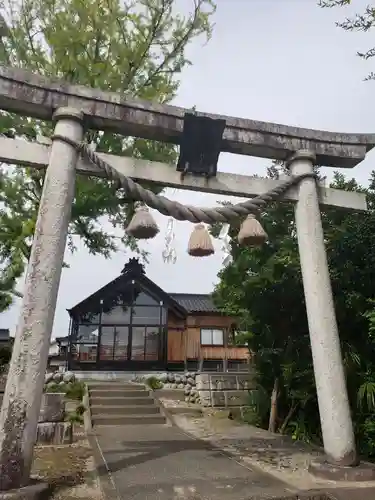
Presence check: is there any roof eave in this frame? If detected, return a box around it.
[67,270,189,320]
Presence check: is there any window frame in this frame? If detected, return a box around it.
[200,328,225,347]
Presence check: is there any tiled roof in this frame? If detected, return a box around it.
[169,293,219,313]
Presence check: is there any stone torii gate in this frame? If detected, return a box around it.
[0,66,373,492]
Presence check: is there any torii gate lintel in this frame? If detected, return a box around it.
[0,65,373,168]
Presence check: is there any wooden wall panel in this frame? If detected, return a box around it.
[168,313,185,329]
[167,328,185,361]
[185,327,200,359]
[167,311,248,363]
[186,315,234,328]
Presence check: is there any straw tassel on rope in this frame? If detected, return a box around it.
[188,224,215,257]
[126,202,159,239]
[238,214,268,246]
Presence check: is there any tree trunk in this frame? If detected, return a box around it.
[279,402,298,435]
[268,377,279,433]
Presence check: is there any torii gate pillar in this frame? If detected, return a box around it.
[0,108,84,491]
[287,150,357,466]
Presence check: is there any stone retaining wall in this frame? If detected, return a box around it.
[196,372,255,407]
[137,372,200,404]
[37,392,73,444]
[0,371,76,444]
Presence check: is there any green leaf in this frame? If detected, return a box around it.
[0,0,216,312]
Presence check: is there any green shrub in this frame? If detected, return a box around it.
[357,416,375,459]
[44,380,85,401]
[44,382,64,393]
[145,376,163,390]
[65,404,86,426]
[65,381,85,401]
[75,403,86,416]
[241,406,262,426]
[66,412,84,425]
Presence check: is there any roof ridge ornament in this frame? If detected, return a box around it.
[121,257,145,275]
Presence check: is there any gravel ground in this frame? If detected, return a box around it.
[170,407,375,492]
[32,432,103,500]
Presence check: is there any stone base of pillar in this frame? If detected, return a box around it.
[309,458,375,481]
[0,480,48,500]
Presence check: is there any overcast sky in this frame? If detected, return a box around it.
[1,0,375,338]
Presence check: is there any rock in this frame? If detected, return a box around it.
[167,373,174,383]
[45,373,54,384]
[181,375,187,384]
[174,375,181,384]
[172,383,178,389]
[184,384,192,396]
[63,371,75,383]
[53,372,63,383]
[187,377,195,386]
[191,372,196,378]
[178,383,184,389]
[185,396,190,402]
[159,373,168,383]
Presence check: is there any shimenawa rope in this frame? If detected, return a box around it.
[52,134,316,225]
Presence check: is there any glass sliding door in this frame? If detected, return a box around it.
[100,324,162,362]
[113,326,129,360]
[70,323,99,363]
[129,292,163,361]
[131,327,146,360]
[144,326,159,360]
[99,326,130,361]
[129,326,160,361]
[100,326,115,361]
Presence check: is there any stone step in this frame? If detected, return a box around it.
[88,383,144,390]
[89,389,148,398]
[90,404,160,415]
[90,396,153,406]
[92,413,166,426]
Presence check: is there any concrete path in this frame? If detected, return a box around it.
[91,424,295,500]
